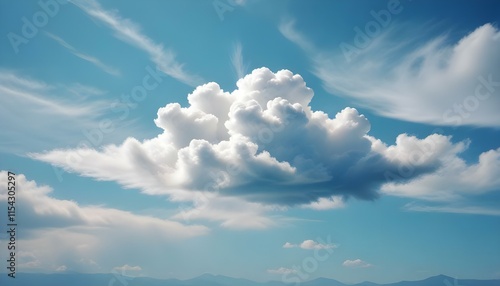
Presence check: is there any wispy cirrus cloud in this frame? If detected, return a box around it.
[404,203,500,216]
[71,0,203,86]
[44,32,121,76]
[280,21,500,127]
[0,70,123,153]
[0,71,99,117]
[230,41,248,80]
[279,20,316,54]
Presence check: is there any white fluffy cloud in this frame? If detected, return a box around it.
[32,67,500,223]
[55,265,68,272]
[267,267,297,275]
[342,259,372,268]
[300,239,336,250]
[33,68,460,203]
[113,264,142,272]
[283,239,337,250]
[0,171,208,272]
[382,147,500,201]
[301,195,345,210]
[282,22,500,127]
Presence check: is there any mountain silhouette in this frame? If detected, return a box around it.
[1,273,498,286]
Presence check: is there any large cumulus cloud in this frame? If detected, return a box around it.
[32,67,477,210]
[32,68,500,228]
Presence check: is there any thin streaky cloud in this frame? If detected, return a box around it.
[67,83,107,98]
[0,70,117,153]
[44,32,121,77]
[404,203,500,216]
[230,42,248,80]
[279,20,316,54]
[0,71,106,117]
[0,85,84,117]
[280,21,500,127]
[71,0,203,86]
[0,70,50,90]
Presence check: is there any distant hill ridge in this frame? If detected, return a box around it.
[1,273,499,286]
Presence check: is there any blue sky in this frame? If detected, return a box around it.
[1,0,500,283]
